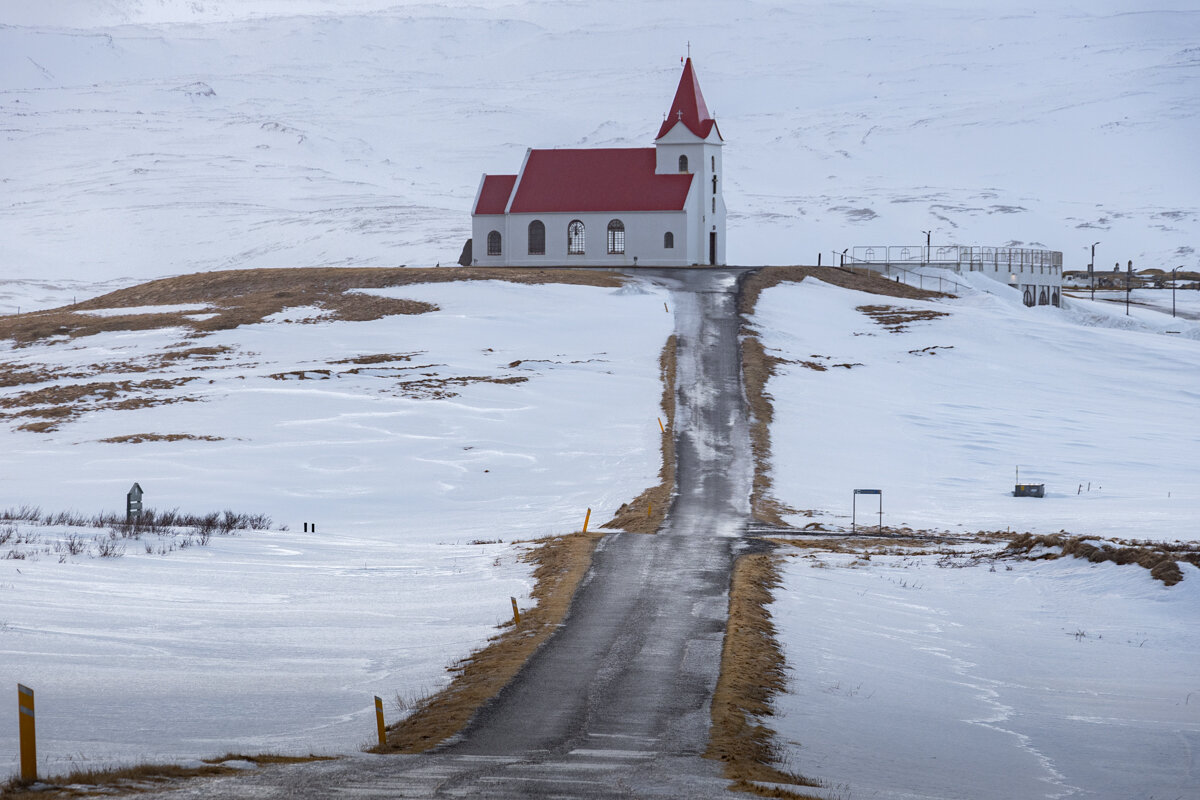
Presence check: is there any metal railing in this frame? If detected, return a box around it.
[851,245,1062,274]
[836,261,965,294]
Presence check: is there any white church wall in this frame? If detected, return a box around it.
[472,214,507,266]
[470,211,689,267]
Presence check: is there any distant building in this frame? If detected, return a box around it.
[469,58,726,267]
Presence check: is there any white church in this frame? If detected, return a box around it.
[469,58,726,267]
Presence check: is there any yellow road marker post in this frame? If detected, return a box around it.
[510,596,521,625]
[658,417,665,433]
[374,695,386,747]
[648,502,652,518]
[583,508,591,534]
[18,683,36,782]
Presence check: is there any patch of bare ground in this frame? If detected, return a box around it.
[0,267,623,346]
[1003,533,1200,586]
[330,352,423,365]
[706,553,822,798]
[376,530,603,753]
[603,335,677,534]
[97,433,224,444]
[857,304,949,332]
[264,367,529,400]
[0,378,199,433]
[0,755,334,799]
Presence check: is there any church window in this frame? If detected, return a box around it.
[567,220,586,255]
[487,230,502,256]
[664,232,674,249]
[678,155,688,173]
[712,198,716,213]
[712,175,717,195]
[527,220,545,255]
[607,219,625,254]
[712,156,715,170]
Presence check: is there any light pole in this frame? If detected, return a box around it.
[840,248,848,268]
[1173,265,1183,318]
[922,230,932,265]
[1089,241,1100,300]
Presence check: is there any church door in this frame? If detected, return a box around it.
[709,232,717,266]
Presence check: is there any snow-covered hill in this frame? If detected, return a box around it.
[2,0,1197,303]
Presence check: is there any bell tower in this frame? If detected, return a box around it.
[654,57,725,265]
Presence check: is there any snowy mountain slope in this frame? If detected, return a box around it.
[0,276,674,771]
[1,0,1197,304]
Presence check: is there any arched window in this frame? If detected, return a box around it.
[712,156,715,170]
[567,220,585,255]
[607,219,625,254]
[527,220,545,255]
[487,230,502,256]
[678,155,688,173]
[664,231,674,249]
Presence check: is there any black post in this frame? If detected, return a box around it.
[923,230,931,265]
[1089,241,1099,301]
[818,252,821,267]
[1126,259,1132,315]
[1173,266,1181,318]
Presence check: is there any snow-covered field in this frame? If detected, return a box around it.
[0,278,673,771]
[755,274,1200,798]
[772,551,1200,800]
[1,0,1197,311]
[753,274,1200,540]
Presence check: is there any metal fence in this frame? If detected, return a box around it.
[851,245,1062,271]
[837,262,965,294]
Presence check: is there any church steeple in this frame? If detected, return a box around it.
[656,57,720,141]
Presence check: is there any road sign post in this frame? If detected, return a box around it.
[852,489,883,533]
[374,695,386,747]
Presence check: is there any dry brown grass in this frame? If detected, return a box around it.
[740,337,793,526]
[0,755,333,798]
[97,433,225,444]
[1,377,199,432]
[0,266,623,346]
[1004,533,1200,586]
[856,304,950,332]
[377,529,603,753]
[602,335,677,534]
[706,552,820,795]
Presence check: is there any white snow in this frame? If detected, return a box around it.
[0,278,673,771]
[75,303,214,317]
[771,552,1200,800]
[754,274,1200,798]
[752,275,1200,540]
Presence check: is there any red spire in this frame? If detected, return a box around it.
[656,57,719,141]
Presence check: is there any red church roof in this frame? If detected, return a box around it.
[507,149,693,213]
[656,57,720,141]
[475,174,517,214]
